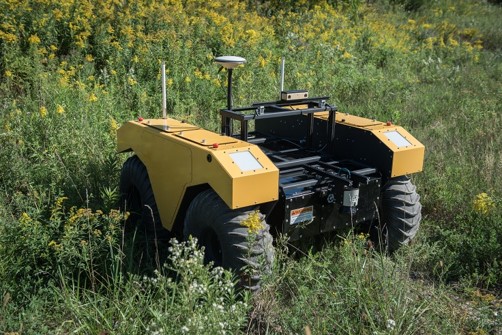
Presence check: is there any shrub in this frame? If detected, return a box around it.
[0,196,125,298]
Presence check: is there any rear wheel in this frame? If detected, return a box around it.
[119,155,169,241]
[184,189,274,290]
[381,176,422,252]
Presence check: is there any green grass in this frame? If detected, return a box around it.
[1,0,501,333]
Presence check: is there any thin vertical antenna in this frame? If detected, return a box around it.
[280,57,285,93]
[161,61,167,119]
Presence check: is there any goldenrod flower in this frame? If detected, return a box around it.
[20,212,32,224]
[0,31,17,42]
[49,240,62,251]
[240,211,264,234]
[258,56,267,68]
[473,193,495,215]
[194,69,204,79]
[448,38,459,47]
[88,93,98,102]
[39,106,48,118]
[127,76,137,86]
[56,104,65,115]
[28,34,41,44]
[109,117,119,132]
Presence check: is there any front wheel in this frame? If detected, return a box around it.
[119,155,169,241]
[184,189,274,290]
[381,176,422,252]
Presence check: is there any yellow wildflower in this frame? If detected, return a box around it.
[28,34,41,44]
[127,76,137,86]
[20,212,32,224]
[473,193,495,215]
[53,8,63,20]
[56,104,65,114]
[240,211,264,234]
[109,117,119,132]
[5,70,12,78]
[49,240,62,251]
[88,93,98,102]
[39,106,48,118]
[463,41,474,53]
[0,31,17,42]
[194,69,204,79]
[258,56,267,68]
[85,54,94,62]
[89,93,98,102]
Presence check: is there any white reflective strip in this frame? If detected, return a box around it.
[229,151,263,172]
[384,130,412,148]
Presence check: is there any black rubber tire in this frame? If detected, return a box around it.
[381,176,422,252]
[119,155,169,241]
[184,189,274,290]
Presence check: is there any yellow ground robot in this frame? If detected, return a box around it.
[117,56,424,288]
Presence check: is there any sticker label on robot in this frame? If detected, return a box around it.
[290,206,314,225]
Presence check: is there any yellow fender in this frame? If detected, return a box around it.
[117,118,279,231]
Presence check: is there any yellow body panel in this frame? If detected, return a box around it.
[117,119,279,230]
[371,127,425,177]
[315,112,425,177]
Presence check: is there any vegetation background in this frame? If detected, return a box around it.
[0,0,501,333]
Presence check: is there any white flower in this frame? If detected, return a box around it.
[386,319,396,330]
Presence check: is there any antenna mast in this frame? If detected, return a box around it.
[214,56,246,135]
[280,56,285,95]
[214,56,246,111]
[161,61,167,119]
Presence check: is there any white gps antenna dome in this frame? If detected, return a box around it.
[215,56,246,111]
[214,55,246,69]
